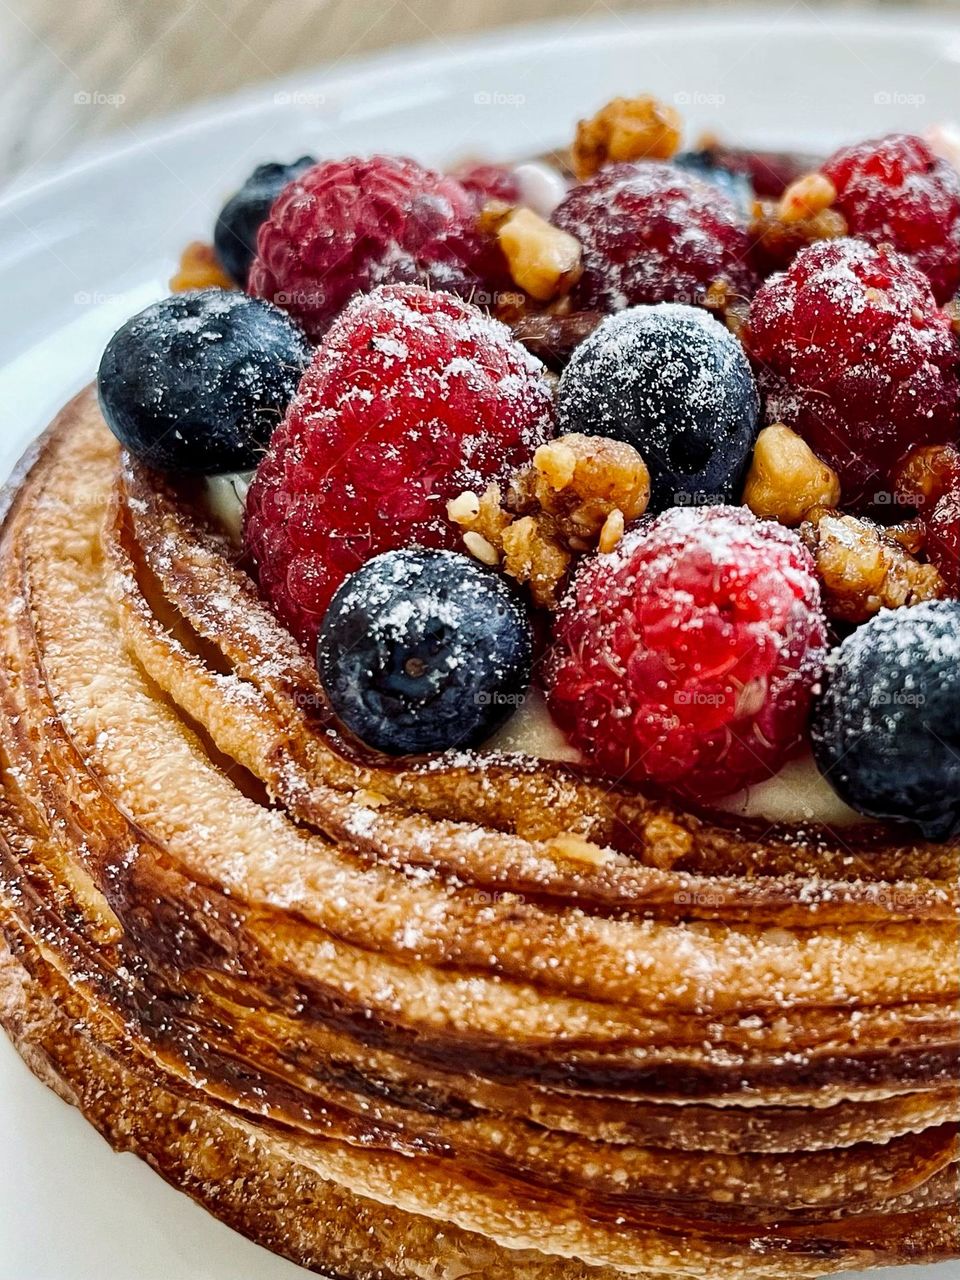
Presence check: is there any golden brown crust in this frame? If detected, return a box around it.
[0,388,958,1277]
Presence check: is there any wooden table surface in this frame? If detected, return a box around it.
[0,0,952,189]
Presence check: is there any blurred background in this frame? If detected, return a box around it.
[3,0,956,189]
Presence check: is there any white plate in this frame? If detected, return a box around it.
[0,10,957,1279]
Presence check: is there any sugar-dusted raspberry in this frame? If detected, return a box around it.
[744,238,960,509]
[822,133,960,302]
[453,162,521,207]
[545,506,827,801]
[248,156,505,338]
[244,284,554,648]
[551,161,758,313]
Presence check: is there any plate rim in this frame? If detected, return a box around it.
[4,4,960,214]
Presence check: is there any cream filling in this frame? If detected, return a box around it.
[491,697,864,827]
[206,483,863,828]
[205,472,253,542]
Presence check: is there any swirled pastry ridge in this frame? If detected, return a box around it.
[0,389,958,1278]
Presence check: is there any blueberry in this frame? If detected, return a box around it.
[810,601,960,841]
[316,549,533,756]
[557,303,760,512]
[214,156,315,285]
[674,150,753,214]
[98,289,312,475]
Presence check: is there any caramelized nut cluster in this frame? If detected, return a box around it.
[448,434,650,607]
[572,95,682,180]
[743,424,841,526]
[801,509,946,624]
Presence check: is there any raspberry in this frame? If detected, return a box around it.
[744,238,960,509]
[244,284,554,648]
[545,506,827,801]
[454,162,521,207]
[551,161,757,313]
[248,156,505,338]
[822,134,960,302]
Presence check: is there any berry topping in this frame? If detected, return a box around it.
[453,161,522,207]
[214,156,315,286]
[744,238,960,509]
[545,506,827,801]
[244,283,554,649]
[690,144,824,199]
[248,156,504,339]
[97,289,312,476]
[556,304,759,511]
[317,549,533,755]
[811,601,960,840]
[822,133,960,302]
[551,161,757,313]
[674,149,753,213]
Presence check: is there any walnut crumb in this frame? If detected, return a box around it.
[354,789,390,810]
[448,434,650,608]
[462,530,501,567]
[598,509,625,554]
[549,833,615,868]
[170,241,234,292]
[743,424,841,526]
[447,491,481,525]
[572,95,682,180]
[801,509,947,623]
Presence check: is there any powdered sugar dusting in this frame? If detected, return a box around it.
[552,160,756,311]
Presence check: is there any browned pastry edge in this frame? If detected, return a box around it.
[0,388,957,1279]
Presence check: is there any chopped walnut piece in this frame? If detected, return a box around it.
[497,207,583,302]
[448,433,650,608]
[894,442,960,512]
[501,516,572,604]
[170,241,234,292]
[743,424,841,526]
[777,173,837,223]
[572,95,682,180]
[801,509,947,623]
[748,198,847,275]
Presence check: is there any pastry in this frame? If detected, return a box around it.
[1,99,958,1279]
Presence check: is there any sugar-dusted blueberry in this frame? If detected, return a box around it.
[811,601,960,841]
[214,156,315,285]
[557,303,760,511]
[316,549,533,756]
[97,289,312,476]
